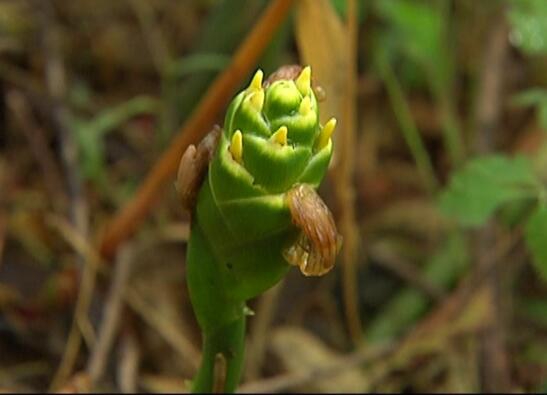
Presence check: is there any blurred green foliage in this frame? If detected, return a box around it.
[439,155,539,226]
[512,88,547,130]
[375,0,445,73]
[525,205,547,281]
[164,0,290,139]
[440,154,547,281]
[437,0,547,289]
[373,0,463,165]
[70,96,159,188]
[508,0,547,55]
[329,0,367,22]
[367,231,469,342]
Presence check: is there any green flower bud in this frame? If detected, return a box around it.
[194,67,335,303]
[183,65,338,393]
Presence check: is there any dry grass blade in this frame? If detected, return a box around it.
[0,214,4,270]
[117,330,141,393]
[47,216,100,391]
[128,0,172,75]
[99,0,295,260]
[0,166,5,270]
[124,286,200,369]
[245,281,284,380]
[268,326,370,392]
[471,13,512,392]
[295,0,346,124]
[239,337,392,393]
[87,244,135,386]
[295,0,362,344]
[39,4,92,388]
[6,90,65,201]
[369,243,446,301]
[212,353,227,393]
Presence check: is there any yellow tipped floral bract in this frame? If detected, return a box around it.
[317,118,336,150]
[299,96,312,116]
[270,126,288,146]
[295,66,311,96]
[230,130,243,163]
[248,89,265,112]
[247,69,264,92]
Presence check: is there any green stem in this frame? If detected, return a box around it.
[377,54,439,194]
[435,87,465,167]
[192,316,246,393]
[431,0,465,167]
[186,223,247,393]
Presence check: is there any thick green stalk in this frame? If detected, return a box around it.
[191,317,246,393]
[186,223,247,393]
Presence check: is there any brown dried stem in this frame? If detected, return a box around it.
[238,343,393,393]
[47,216,100,391]
[338,0,362,345]
[472,12,511,393]
[6,90,65,203]
[38,2,92,390]
[245,282,284,380]
[117,328,141,393]
[87,244,134,386]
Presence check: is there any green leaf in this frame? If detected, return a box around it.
[375,0,444,71]
[508,0,547,55]
[525,205,547,281]
[71,96,159,186]
[170,0,268,126]
[512,88,547,107]
[373,0,454,103]
[519,297,547,327]
[329,0,367,22]
[512,88,547,130]
[166,53,231,79]
[439,154,539,226]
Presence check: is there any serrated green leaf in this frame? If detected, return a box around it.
[525,205,547,281]
[439,155,539,226]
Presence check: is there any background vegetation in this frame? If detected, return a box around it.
[0,0,546,392]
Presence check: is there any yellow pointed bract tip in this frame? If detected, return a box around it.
[248,69,263,92]
[295,66,311,96]
[230,130,243,163]
[318,118,337,149]
[271,126,288,146]
[249,89,265,112]
[299,96,312,116]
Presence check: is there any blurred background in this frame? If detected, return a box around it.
[1,0,547,392]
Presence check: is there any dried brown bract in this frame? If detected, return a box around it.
[264,64,303,87]
[176,126,221,212]
[284,184,341,276]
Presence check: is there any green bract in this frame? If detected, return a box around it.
[184,66,336,393]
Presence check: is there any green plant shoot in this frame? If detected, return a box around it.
[175,65,341,393]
